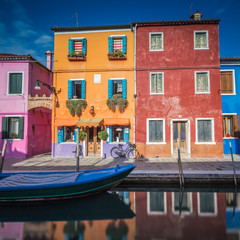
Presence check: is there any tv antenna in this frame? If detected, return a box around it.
[72,12,79,27]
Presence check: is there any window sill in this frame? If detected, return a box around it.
[194,48,209,50]
[59,142,76,144]
[146,142,166,145]
[150,92,164,95]
[68,55,86,61]
[195,142,216,145]
[223,137,238,139]
[221,93,236,96]
[108,54,127,60]
[7,138,21,141]
[195,92,210,94]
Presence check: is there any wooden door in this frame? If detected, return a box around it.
[87,127,101,157]
[173,121,187,153]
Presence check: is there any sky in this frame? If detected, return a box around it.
[0,0,239,65]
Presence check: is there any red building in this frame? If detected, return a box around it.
[134,12,223,158]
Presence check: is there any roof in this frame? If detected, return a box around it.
[132,19,220,26]
[0,53,51,72]
[51,24,132,32]
[221,57,240,62]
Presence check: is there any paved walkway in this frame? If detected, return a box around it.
[2,153,240,182]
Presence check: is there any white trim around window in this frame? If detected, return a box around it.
[150,72,164,95]
[197,192,217,216]
[172,192,193,215]
[146,118,166,144]
[149,32,164,52]
[195,118,215,144]
[195,71,210,94]
[194,30,209,50]
[147,192,167,215]
[220,69,236,95]
[7,71,24,95]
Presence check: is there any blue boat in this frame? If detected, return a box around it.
[0,164,135,201]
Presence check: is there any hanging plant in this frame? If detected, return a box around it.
[98,130,109,141]
[79,130,87,141]
[106,94,128,113]
[66,100,87,117]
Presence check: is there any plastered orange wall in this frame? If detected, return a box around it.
[52,29,134,143]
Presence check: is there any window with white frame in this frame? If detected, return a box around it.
[2,116,24,139]
[147,119,165,143]
[222,114,239,138]
[150,33,163,51]
[220,70,235,94]
[195,71,210,93]
[113,80,123,95]
[147,192,166,214]
[8,72,23,95]
[150,73,164,94]
[194,31,208,49]
[198,192,217,215]
[173,192,192,214]
[196,119,214,143]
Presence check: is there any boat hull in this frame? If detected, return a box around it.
[0,164,135,201]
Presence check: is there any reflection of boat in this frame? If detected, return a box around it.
[0,164,135,201]
[0,192,135,222]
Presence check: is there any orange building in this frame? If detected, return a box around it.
[51,25,134,157]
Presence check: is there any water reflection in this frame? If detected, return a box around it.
[0,190,240,239]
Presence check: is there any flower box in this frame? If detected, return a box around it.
[68,55,86,61]
[108,54,127,60]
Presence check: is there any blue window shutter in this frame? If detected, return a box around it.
[74,128,79,142]
[68,80,73,99]
[122,36,127,54]
[108,37,113,53]
[109,126,113,143]
[57,127,64,143]
[82,38,87,55]
[122,79,127,98]
[68,39,74,55]
[81,80,86,99]
[123,127,129,143]
[108,80,113,98]
[18,117,24,139]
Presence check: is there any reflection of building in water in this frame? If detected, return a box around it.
[0,223,23,240]
[52,191,135,240]
[135,191,226,240]
[226,192,240,239]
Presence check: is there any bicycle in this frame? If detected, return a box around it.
[110,142,140,159]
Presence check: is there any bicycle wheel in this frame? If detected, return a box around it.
[127,148,140,159]
[110,147,120,159]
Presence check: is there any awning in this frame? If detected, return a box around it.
[104,118,130,126]
[54,119,78,127]
[76,118,103,127]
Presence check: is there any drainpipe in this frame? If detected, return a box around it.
[133,24,137,144]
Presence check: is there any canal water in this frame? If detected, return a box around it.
[0,189,239,240]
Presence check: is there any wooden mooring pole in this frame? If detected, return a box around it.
[0,140,8,173]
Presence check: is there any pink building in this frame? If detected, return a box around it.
[0,53,53,158]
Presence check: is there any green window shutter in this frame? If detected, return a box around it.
[2,117,8,139]
[9,73,22,94]
[18,117,24,139]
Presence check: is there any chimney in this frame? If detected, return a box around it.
[45,50,54,71]
[190,10,203,20]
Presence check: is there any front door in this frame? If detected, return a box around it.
[173,121,188,154]
[87,127,101,157]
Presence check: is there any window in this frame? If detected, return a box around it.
[194,31,208,49]
[68,38,87,55]
[57,126,79,143]
[108,36,127,55]
[150,33,163,51]
[147,192,166,214]
[108,79,127,98]
[196,118,214,143]
[1,116,24,139]
[221,70,235,94]
[222,114,239,138]
[173,192,192,214]
[147,119,165,144]
[198,192,217,215]
[106,125,129,143]
[150,73,164,94]
[68,80,86,99]
[8,72,23,95]
[195,71,210,93]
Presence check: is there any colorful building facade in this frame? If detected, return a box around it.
[0,53,52,158]
[134,14,223,158]
[51,25,134,157]
[220,57,240,154]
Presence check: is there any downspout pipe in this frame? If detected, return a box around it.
[133,23,137,144]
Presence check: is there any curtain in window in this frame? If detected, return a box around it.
[151,74,162,93]
[149,192,164,212]
[149,120,163,142]
[151,34,162,50]
[196,73,208,92]
[198,120,212,142]
[195,32,207,48]
[199,192,215,213]
[9,73,22,94]
[9,118,19,138]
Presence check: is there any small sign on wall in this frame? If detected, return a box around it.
[94,74,101,83]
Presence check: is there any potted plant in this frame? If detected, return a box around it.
[108,50,127,60]
[79,130,87,141]
[68,51,86,61]
[11,133,17,139]
[98,130,109,141]
[106,94,128,113]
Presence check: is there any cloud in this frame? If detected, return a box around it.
[13,20,37,37]
[34,35,53,47]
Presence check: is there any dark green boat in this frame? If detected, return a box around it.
[0,164,135,201]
